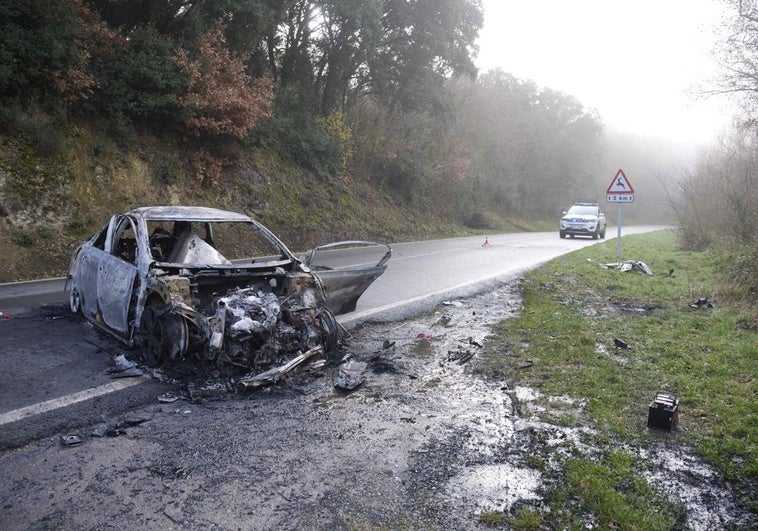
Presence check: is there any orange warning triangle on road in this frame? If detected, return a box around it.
[607,168,634,194]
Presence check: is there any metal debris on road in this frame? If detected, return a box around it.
[158,392,181,403]
[334,359,367,390]
[237,346,324,390]
[60,434,85,447]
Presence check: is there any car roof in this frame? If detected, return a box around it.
[127,206,252,222]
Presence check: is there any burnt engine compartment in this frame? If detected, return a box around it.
[145,267,340,373]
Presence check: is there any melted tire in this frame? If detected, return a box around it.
[141,307,188,367]
[317,307,340,354]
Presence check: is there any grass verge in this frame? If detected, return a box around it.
[474,230,756,527]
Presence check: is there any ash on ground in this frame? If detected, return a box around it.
[0,283,754,530]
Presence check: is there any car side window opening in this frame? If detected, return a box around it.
[92,226,108,250]
[111,218,139,265]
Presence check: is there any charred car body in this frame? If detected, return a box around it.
[66,206,390,372]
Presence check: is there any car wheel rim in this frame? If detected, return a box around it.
[144,317,167,367]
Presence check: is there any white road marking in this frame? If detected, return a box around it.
[338,265,533,328]
[0,377,147,426]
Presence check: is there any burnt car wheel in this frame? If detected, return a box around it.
[141,307,188,367]
[69,287,82,315]
[318,307,340,353]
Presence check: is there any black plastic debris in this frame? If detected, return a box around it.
[647,392,680,431]
[447,348,475,365]
[690,297,716,309]
[104,418,148,437]
[60,434,85,446]
[613,338,630,350]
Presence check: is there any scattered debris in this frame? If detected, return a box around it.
[158,392,181,403]
[664,269,675,277]
[417,332,434,340]
[111,367,144,378]
[237,346,324,390]
[368,352,403,375]
[382,339,396,350]
[648,392,680,431]
[188,383,230,400]
[613,338,630,350]
[108,354,144,378]
[334,359,367,390]
[447,348,475,365]
[690,297,716,309]
[90,419,148,438]
[60,434,85,447]
[601,260,654,275]
[443,300,465,307]
[110,353,138,370]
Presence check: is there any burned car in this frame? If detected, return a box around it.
[66,206,390,372]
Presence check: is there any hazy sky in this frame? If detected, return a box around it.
[476,0,734,145]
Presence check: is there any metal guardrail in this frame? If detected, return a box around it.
[0,277,67,303]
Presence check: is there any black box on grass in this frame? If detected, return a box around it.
[647,392,679,431]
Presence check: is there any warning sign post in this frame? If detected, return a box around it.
[606,169,634,263]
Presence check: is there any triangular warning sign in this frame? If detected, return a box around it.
[607,169,634,194]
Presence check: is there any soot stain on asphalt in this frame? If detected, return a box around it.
[2,283,755,529]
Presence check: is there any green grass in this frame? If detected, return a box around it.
[474,230,757,524]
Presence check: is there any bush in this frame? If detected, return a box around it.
[0,102,66,158]
[250,112,344,178]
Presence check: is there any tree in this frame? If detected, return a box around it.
[715,0,758,126]
[0,0,97,102]
[367,0,483,113]
[314,0,382,114]
[175,19,274,139]
[452,70,604,219]
[85,25,184,127]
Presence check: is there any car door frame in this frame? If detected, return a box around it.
[94,214,141,338]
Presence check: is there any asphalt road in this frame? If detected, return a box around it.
[0,227,664,449]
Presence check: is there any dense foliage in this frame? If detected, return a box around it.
[0,0,606,223]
